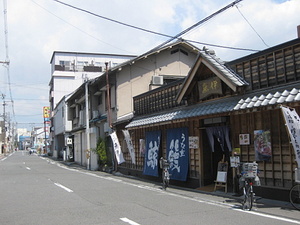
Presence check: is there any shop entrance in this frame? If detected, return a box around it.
[202,125,231,186]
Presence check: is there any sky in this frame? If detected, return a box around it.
[0,0,299,130]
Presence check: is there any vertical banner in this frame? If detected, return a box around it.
[254,130,272,162]
[110,131,125,164]
[281,106,300,167]
[167,127,189,181]
[122,130,136,164]
[143,130,161,177]
[43,106,50,118]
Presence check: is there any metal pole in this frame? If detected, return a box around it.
[105,62,112,128]
[85,79,91,170]
[44,117,47,154]
[2,99,6,155]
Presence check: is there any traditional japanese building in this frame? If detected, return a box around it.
[118,37,300,201]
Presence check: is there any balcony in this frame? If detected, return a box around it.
[83,66,102,72]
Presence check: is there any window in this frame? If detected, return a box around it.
[77,61,84,71]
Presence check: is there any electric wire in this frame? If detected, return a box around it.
[30,0,133,54]
[235,5,269,48]
[52,0,259,52]
[146,0,244,53]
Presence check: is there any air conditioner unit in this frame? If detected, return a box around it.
[152,76,163,85]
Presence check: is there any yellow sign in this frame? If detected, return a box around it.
[43,106,50,118]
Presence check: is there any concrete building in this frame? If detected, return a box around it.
[49,51,136,158]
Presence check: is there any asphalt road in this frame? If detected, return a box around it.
[0,151,299,225]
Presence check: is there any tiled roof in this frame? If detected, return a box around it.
[233,88,300,110]
[200,49,248,87]
[126,87,300,129]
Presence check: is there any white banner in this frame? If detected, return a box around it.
[281,106,300,167]
[122,130,136,164]
[110,132,125,164]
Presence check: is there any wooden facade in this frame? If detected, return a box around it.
[230,107,298,189]
[116,38,300,201]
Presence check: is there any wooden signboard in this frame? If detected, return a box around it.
[214,160,228,193]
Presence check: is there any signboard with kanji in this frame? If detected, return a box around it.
[198,77,222,100]
[43,106,50,118]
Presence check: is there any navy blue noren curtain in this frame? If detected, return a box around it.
[143,130,161,177]
[166,127,189,181]
[206,126,232,152]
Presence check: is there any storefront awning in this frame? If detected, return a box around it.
[126,86,300,129]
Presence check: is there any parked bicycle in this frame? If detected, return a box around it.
[289,168,300,210]
[160,157,170,190]
[239,162,260,211]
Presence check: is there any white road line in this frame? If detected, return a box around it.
[1,152,15,161]
[52,160,300,224]
[233,208,300,224]
[120,217,140,225]
[54,182,73,193]
[26,167,31,170]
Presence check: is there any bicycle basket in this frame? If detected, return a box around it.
[242,162,258,178]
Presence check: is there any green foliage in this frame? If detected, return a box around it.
[92,137,107,165]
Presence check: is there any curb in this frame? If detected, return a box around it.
[46,156,295,210]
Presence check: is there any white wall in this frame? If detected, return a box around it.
[116,47,198,118]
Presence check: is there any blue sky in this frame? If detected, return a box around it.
[0,0,299,130]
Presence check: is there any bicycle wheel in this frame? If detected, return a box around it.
[290,184,300,210]
[243,185,253,210]
[162,171,169,190]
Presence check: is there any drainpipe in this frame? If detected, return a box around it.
[105,62,112,128]
[85,78,91,170]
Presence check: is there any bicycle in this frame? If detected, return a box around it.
[240,162,259,211]
[289,168,300,210]
[162,166,170,190]
[160,157,171,190]
[242,177,255,210]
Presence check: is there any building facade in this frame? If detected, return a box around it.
[49,51,136,159]
[120,38,300,201]
[66,41,200,170]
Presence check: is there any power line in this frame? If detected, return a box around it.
[52,0,259,52]
[235,5,269,48]
[30,0,133,54]
[148,0,244,52]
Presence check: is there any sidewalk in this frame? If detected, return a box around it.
[0,154,5,160]
[52,157,295,211]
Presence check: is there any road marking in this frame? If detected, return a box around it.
[54,182,73,193]
[1,152,15,161]
[233,208,300,224]
[52,160,300,224]
[120,217,140,225]
[26,167,31,170]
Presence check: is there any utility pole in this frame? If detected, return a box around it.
[1,94,6,155]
